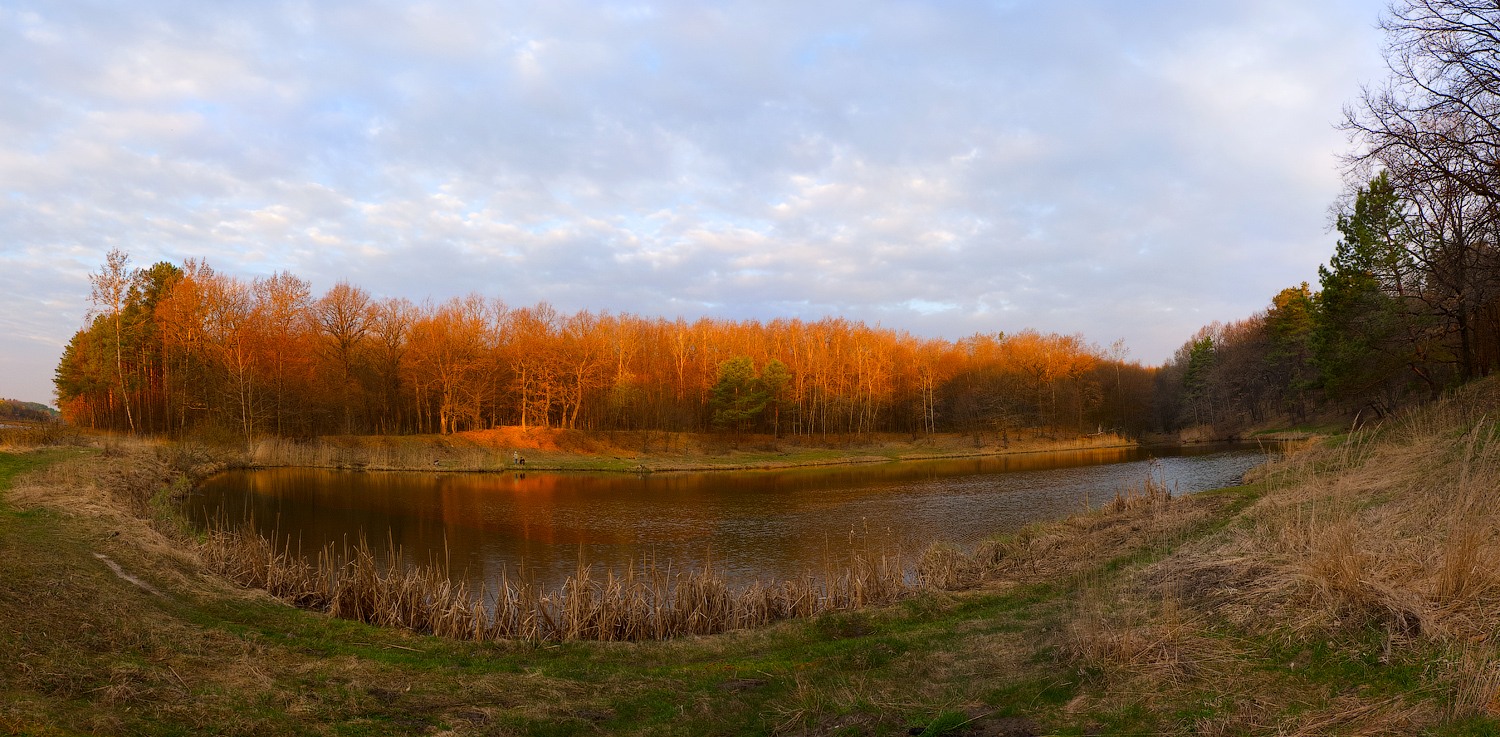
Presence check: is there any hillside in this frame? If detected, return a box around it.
[1049,377,1500,732]
[0,398,57,424]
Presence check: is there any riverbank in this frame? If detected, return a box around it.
[4,380,1500,733]
[0,437,1238,735]
[242,427,1139,473]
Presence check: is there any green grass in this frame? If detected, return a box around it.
[0,448,87,492]
[166,579,1070,734]
[1250,423,1343,436]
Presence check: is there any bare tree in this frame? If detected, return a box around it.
[1343,0,1500,380]
[1402,157,1500,378]
[88,248,136,433]
[253,271,312,434]
[1346,1,1500,196]
[315,281,373,432]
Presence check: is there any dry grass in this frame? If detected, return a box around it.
[8,436,230,520]
[1446,647,1500,720]
[0,421,87,451]
[7,426,1326,734]
[1058,477,1250,691]
[242,427,1138,473]
[1052,380,1500,731]
[1064,585,1235,688]
[17,391,1500,733]
[1229,388,1500,643]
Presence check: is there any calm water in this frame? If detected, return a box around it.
[187,444,1274,590]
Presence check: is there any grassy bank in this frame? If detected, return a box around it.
[242,427,1137,473]
[0,437,1218,735]
[6,380,1500,734]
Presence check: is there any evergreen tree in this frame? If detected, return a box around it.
[1264,283,1319,419]
[1181,336,1216,426]
[710,356,767,431]
[760,359,792,437]
[1314,173,1423,410]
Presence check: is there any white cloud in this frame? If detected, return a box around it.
[0,0,1390,404]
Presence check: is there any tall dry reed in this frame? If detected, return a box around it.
[195,462,1192,644]
[197,523,918,643]
[1104,470,1174,515]
[247,437,504,472]
[0,421,86,451]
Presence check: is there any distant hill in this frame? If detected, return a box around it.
[0,399,59,423]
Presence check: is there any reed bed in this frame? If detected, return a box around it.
[197,465,1183,644]
[248,437,505,472]
[0,421,85,451]
[197,524,921,643]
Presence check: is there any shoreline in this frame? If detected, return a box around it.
[237,432,1151,475]
[0,436,1278,734]
[233,432,1302,476]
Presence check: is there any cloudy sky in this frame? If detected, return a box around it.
[1,1,1388,406]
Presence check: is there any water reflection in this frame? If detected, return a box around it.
[188,444,1275,590]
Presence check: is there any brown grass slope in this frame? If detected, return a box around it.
[1060,378,1500,734]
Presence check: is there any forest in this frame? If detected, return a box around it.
[1157,1,1500,429]
[0,399,56,424]
[53,253,1157,442]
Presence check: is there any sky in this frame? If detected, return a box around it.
[0,0,1390,406]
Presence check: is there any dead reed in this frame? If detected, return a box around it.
[248,437,505,472]
[1104,470,1174,515]
[197,523,921,643]
[197,466,1190,644]
[0,421,85,451]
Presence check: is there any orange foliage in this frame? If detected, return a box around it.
[56,256,1152,439]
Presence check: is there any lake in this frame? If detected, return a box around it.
[186,443,1275,591]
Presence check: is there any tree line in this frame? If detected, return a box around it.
[55,253,1156,442]
[0,399,57,424]
[1156,0,1500,429]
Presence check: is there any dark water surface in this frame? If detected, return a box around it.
[187,444,1274,590]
